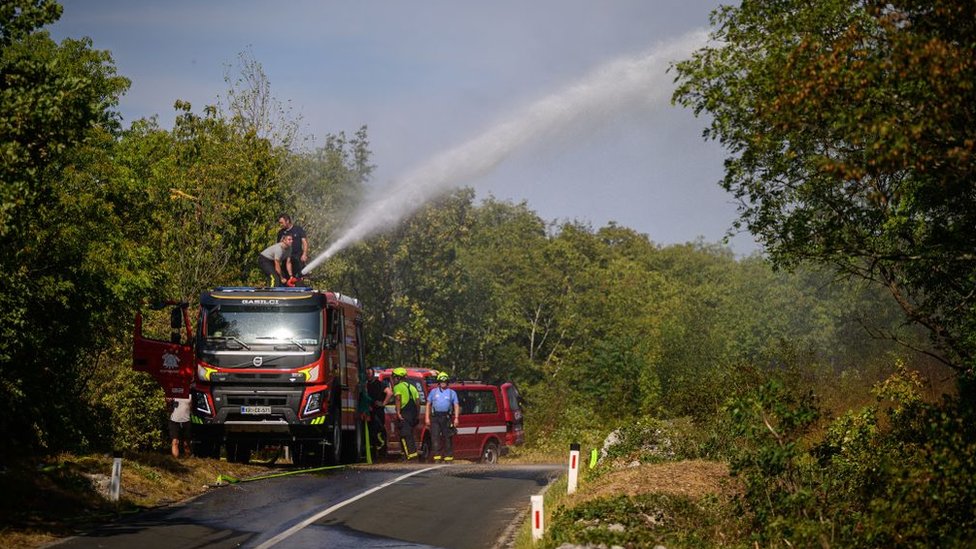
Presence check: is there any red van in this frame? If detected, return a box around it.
[375,369,524,463]
[450,381,524,463]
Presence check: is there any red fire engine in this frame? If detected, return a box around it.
[133,286,367,466]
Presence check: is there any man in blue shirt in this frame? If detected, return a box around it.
[425,372,460,462]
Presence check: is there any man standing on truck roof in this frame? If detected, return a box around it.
[258,234,293,287]
[392,367,420,460]
[425,371,460,462]
[277,214,308,278]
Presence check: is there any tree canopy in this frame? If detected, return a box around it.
[673,0,976,374]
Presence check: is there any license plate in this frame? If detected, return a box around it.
[241,406,272,415]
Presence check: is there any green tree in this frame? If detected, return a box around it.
[461,198,556,381]
[674,0,976,374]
[113,101,291,300]
[0,0,149,457]
[288,126,374,261]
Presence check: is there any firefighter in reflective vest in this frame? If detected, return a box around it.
[392,367,420,460]
[425,371,460,462]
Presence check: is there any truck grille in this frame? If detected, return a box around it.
[226,396,289,406]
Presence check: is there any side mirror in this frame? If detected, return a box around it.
[170,306,183,344]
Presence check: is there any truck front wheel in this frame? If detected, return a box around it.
[327,418,342,465]
[227,441,252,464]
[193,436,221,459]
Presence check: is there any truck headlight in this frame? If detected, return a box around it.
[197,364,216,381]
[299,365,319,382]
[303,391,325,416]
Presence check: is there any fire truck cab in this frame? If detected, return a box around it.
[133,287,367,466]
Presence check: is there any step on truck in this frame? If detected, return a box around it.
[133,286,368,466]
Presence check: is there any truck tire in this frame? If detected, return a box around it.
[481,440,500,464]
[227,441,252,464]
[341,417,364,463]
[327,417,343,465]
[193,436,221,459]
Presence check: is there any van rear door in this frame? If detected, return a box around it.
[501,382,524,446]
[454,387,502,459]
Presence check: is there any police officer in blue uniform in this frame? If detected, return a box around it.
[425,372,460,462]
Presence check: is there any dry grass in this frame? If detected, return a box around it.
[0,453,275,549]
[577,459,736,504]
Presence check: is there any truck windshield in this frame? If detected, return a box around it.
[202,304,321,348]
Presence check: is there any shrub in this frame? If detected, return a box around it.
[600,416,710,465]
[729,364,976,547]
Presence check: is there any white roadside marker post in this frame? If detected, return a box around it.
[110,452,122,502]
[567,442,580,494]
[531,494,544,541]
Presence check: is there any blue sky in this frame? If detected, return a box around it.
[51,1,757,254]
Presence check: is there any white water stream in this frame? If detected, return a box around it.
[303,29,707,275]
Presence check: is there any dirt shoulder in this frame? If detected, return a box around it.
[0,453,273,549]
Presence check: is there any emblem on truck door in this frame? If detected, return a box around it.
[162,351,180,371]
[253,356,263,367]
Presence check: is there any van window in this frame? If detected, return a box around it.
[458,389,497,415]
[505,385,520,411]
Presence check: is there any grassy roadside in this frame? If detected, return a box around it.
[512,459,744,548]
[0,453,273,549]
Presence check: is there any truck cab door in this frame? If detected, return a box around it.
[132,309,194,398]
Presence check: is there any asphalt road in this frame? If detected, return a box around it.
[53,463,562,549]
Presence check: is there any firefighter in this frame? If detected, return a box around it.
[425,371,460,462]
[276,214,309,279]
[365,367,389,453]
[258,234,293,287]
[391,367,420,460]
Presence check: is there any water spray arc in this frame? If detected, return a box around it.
[301,29,708,276]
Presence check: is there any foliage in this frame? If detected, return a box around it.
[674,0,976,373]
[723,378,824,544]
[0,0,146,459]
[113,100,291,299]
[725,364,976,547]
[94,359,168,452]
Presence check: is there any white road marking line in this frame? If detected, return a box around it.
[254,465,444,549]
